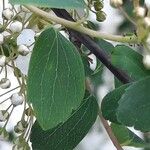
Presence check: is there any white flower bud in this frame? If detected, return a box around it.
[18,45,30,56]
[0,55,6,67]
[11,93,24,106]
[2,8,14,20]
[0,34,4,45]
[134,7,146,18]
[0,110,9,122]
[110,0,123,8]
[144,17,150,28]
[143,54,150,69]
[2,31,11,39]
[9,21,23,33]
[0,78,11,89]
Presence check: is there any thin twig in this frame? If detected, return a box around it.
[0,86,20,97]
[25,6,138,44]
[98,111,124,150]
[3,106,14,128]
[0,97,10,105]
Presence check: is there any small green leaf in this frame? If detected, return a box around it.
[27,28,85,130]
[117,76,150,132]
[112,45,150,81]
[10,0,85,9]
[95,39,114,55]
[111,123,146,147]
[81,55,93,77]
[31,94,98,150]
[90,61,103,91]
[101,84,130,124]
[82,55,103,93]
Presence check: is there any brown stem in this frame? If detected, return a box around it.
[98,110,124,150]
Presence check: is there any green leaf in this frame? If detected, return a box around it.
[81,55,93,77]
[112,45,150,81]
[101,84,130,124]
[10,0,85,9]
[90,60,103,90]
[31,94,98,150]
[111,123,146,147]
[117,76,150,132]
[95,39,114,55]
[82,55,103,93]
[27,28,85,130]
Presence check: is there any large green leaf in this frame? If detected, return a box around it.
[101,84,130,124]
[117,76,150,132]
[10,0,85,9]
[27,28,85,130]
[31,95,98,150]
[112,45,150,81]
[111,123,146,147]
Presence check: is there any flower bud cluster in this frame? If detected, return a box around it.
[0,4,33,148]
[91,0,106,22]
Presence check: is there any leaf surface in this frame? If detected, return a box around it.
[10,0,85,9]
[101,84,130,124]
[111,123,146,148]
[117,77,150,132]
[27,28,85,130]
[31,95,98,150]
[112,45,150,81]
